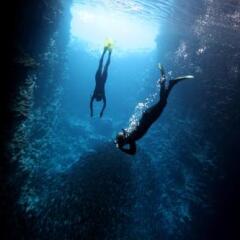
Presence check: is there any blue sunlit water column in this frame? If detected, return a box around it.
[70,1,159,54]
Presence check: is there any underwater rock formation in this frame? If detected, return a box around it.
[16,141,183,240]
[1,1,73,239]
[24,142,135,240]
[1,0,239,240]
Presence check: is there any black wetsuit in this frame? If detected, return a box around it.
[118,70,187,155]
[90,48,111,117]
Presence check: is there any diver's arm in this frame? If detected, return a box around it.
[119,142,136,155]
[100,96,106,118]
[90,96,94,117]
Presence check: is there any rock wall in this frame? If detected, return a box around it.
[1,1,72,239]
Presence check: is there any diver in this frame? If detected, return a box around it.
[115,64,194,155]
[90,40,113,118]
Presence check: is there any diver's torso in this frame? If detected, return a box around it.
[128,100,167,141]
[95,74,107,93]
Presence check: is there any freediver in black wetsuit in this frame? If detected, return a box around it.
[115,64,194,155]
[90,45,112,118]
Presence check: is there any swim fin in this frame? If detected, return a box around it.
[104,38,114,50]
[168,75,194,87]
[174,75,194,80]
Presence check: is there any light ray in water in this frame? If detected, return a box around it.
[70,3,159,54]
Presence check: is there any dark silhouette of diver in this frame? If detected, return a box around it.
[90,46,112,118]
[115,64,194,155]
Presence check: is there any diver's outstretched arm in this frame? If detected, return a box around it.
[119,142,136,155]
[90,96,94,117]
[100,96,106,118]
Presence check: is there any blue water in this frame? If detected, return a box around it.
[12,0,239,239]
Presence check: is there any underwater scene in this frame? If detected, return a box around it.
[1,0,240,239]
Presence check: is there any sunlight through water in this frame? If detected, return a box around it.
[70,1,160,53]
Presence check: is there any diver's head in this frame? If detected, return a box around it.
[95,94,103,101]
[115,131,127,148]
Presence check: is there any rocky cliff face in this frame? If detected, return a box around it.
[1,1,72,239]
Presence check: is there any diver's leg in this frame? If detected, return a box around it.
[158,64,167,99]
[160,76,167,100]
[159,63,166,79]
[102,50,112,79]
[95,47,108,78]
